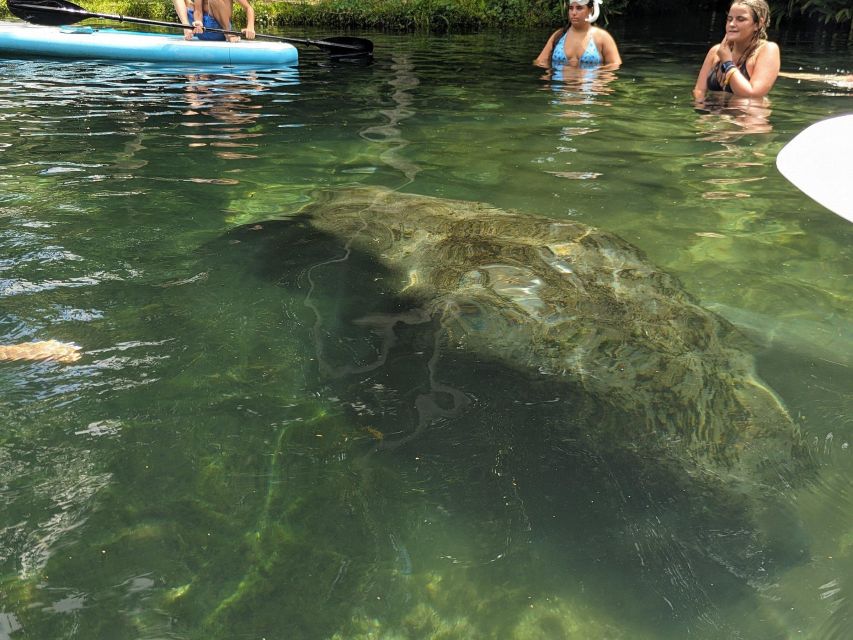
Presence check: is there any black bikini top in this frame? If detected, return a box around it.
[707,61,750,93]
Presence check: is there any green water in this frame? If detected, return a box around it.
[1,19,851,640]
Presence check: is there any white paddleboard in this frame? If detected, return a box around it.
[776,114,853,222]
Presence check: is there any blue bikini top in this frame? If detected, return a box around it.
[551,29,603,67]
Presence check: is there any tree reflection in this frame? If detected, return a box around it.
[539,67,618,184]
[359,53,421,185]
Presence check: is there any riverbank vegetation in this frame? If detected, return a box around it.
[1,0,850,34]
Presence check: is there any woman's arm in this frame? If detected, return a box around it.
[534,30,561,68]
[172,0,190,24]
[692,45,719,100]
[598,30,622,69]
[235,0,256,39]
[172,0,202,39]
[727,42,780,98]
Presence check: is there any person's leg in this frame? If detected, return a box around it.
[174,0,197,40]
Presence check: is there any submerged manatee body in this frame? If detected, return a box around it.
[259,186,811,488]
[182,185,818,634]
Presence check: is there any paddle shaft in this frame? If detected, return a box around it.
[9,2,366,52]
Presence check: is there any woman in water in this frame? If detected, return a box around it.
[534,0,621,70]
[693,0,780,99]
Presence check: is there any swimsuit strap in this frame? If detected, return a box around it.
[707,60,751,92]
[551,28,570,66]
[579,32,602,67]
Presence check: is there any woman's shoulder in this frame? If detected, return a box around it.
[750,40,780,65]
[592,26,616,42]
[759,41,780,55]
[592,27,616,43]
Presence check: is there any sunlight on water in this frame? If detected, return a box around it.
[0,21,851,640]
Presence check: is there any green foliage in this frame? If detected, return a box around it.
[799,0,853,25]
[121,0,173,20]
[621,0,715,16]
[619,0,849,26]
[257,0,560,31]
[0,0,848,31]
[771,0,852,30]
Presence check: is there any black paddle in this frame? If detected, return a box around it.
[6,0,373,58]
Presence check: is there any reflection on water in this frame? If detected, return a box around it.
[543,64,618,102]
[359,53,421,185]
[0,28,851,640]
[180,71,267,157]
[693,93,773,143]
[540,66,616,183]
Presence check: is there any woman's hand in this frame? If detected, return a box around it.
[717,36,733,63]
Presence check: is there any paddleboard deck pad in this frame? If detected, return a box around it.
[0,20,298,65]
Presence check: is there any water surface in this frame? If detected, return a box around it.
[0,18,851,640]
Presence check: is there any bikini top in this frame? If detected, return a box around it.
[707,61,751,93]
[551,29,603,67]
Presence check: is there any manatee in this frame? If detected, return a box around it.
[239,186,812,490]
[155,187,818,634]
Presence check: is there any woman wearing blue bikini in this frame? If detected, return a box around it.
[534,0,621,70]
[693,0,779,99]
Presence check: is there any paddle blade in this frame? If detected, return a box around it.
[319,36,373,59]
[776,114,853,222]
[7,0,89,26]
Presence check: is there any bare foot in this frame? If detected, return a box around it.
[0,340,82,363]
[226,34,241,43]
[183,28,194,41]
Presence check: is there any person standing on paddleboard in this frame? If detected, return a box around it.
[173,0,256,42]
